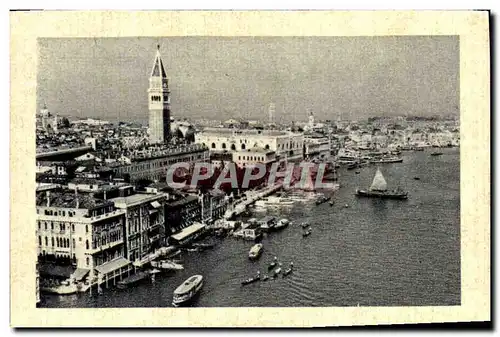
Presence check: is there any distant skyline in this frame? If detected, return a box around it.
[37,36,459,123]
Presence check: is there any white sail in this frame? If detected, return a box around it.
[370,168,388,191]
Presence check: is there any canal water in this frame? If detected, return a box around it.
[41,148,460,308]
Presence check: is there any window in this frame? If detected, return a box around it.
[51,223,54,230]
[51,237,54,247]
[241,144,246,150]
[231,144,236,151]
[73,238,75,248]
[86,225,88,233]
[72,224,75,232]
[222,143,226,149]
[265,144,270,150]
[38,223,41,230]
[86,240,89,250]
[38,236,42,246]
[86,257,89,266]
[44,223,47,230]
[56,237,59,247]
[45,237,48,246]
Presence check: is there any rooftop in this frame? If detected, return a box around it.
[199,128,291,137]
[109,193,164,207]
[36,189,113,209]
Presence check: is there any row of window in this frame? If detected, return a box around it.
[92,230,122,249]
[206,141,303,152]
[238,155,266,162]
[38,221,88,233]
[38,236,74,249]
[41,209,76,217]
[119,154,203,173]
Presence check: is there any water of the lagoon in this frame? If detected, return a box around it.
[41,148,460,308]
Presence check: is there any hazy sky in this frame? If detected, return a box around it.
[37,36,459,123]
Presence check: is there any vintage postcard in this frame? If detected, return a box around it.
[10,10,490,327]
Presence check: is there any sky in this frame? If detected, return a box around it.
[37,36,459,123]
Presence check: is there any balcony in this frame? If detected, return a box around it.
[89,239,124,254]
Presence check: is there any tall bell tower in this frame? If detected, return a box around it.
[148,44,171,144]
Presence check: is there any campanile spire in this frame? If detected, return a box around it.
[148,45,171,144]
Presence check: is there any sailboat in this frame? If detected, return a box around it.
[355,168,408,200]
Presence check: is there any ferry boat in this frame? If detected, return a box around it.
[355,168,408,200]
[248,243,264,260]
[117,271,149,289]
[172,275,204,307]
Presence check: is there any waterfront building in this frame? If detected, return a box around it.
[303,134,331,160]
[148,45,171,144]
[199,190,229,222]
[165,194,201,234]
[111,143,210,182]
[36,188,128,290]
[108,186,167,263]
[232,147,277,168]
[195,128,304,163]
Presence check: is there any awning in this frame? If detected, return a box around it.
[150,201,162,209]
[170,222,206,242]
[72,268,90,281]
[95,257,130,275]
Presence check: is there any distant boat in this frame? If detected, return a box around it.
[172,275,204,307]
[370,157,403,164]
[302,228,312,237]
[355,168,408,200]
[267,256,278,270]
[413,177,421,180]
[431,152,443,156]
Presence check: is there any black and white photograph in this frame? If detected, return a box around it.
[9,10,490,327]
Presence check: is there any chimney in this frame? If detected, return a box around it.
[46,191,51,207]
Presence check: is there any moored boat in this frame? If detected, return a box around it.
[151,260,184,271]
[355,168,408,200]
[117,271,149,289]
[302,228,312,237]
[248,243,264,260]
[267,256,278,270]
[172,275,204,307]
[275,218,290,230]
[430,152,443,156]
